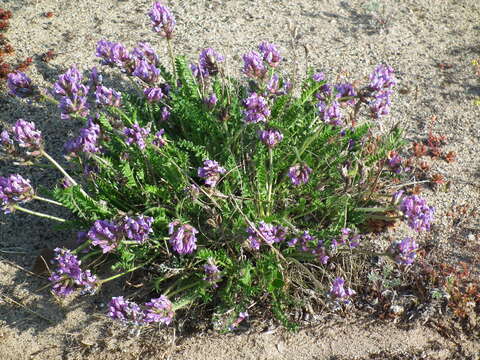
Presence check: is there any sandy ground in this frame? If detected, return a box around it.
[1,0,480,359]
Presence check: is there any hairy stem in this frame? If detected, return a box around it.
[14,205,66,222]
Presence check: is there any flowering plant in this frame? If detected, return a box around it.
[1,2,434,331]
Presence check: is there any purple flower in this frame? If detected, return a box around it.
[96,40,132,69]
[120,215,154,244]
[124,122,150,150]
[149,2,176,39]
[265,74,291,96]
[0,130,14,154]
[204,93,217,109]
[330,277,356,300]
[12,119,42,151]
[48,248,97,297]
[332,228,361,249]
[388,237,418,265]
[243,93,270,123]
[88,220,120,253]
[54,65,90,119]
[192,48,225,78]
[289,231,329,264]
[318,101,342,126]
[95,86,121,107]
[312,72,325,82]
[229,311,249,330]
[143,296,174,324]
[198,159,226,187]
[64,118,101,156]
[387,150,403,174]
[247,221,287,250]
[315,83,333,102]
[152,129,166,147]
[53,65,84,97]
[144,87,164,102]
[89,66,103,87]
[132,59,160,84]
[258,42,281,68]
[203,258,221,287]
[399,195,435,232]
[369,89,393,118]
[369,64,397,91]
[161,107,170,121]
[288,163,313,186]
[335,83,357,106]
[59,94,90,120]
[132,42,160,67]
[108,296,145,324]
[259,128,283,148]
[0,174,34,213]
[242,51,267,79]
[168,221,198,255]
[7,71,34,98]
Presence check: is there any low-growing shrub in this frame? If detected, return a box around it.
[1,2,435,331]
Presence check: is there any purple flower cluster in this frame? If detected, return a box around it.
[88,220,121,253]
[7,71,35,98]
[399,195,435,232]
[243,93,270,123]
[132,42,160,67]
[288,163,313,186]
[48,248,97,297]
[168,221,198,255]
[332,228,361,249]
[89,66,103,87]
[144,87,164,102]
[259,128,283,148]
[386,150,403,174]
[11,119,43,152]
[368,64,397,119]
[96,40,132,69]
[191,48,225,79]
[143,296,175,324]
[108,296,144,324]
[54,65,90,120]
[149,2,176,39]
[152,129,166,147]
[335,83,357,106]
[388,237,418,265]
[258,42,282,68]
[318,100,342,126]
[203,258,221,287]
[87,215,154,252]
[0,130,14,154]
[108,295,174,325]
[120,215,154,244]
[95,86,121,107]
[124,122,150,150]
[0,174,34,213]
[198,160,226,187]
[242,51,267,79]
[161,107,170,121]
[288,231,329,264]
[246,221,287,250]
[265,74,291,96]
[132,59,160,84]
[330,277,356,300]
[204,93,218,109]
[312,72,325,82]
[64,118,101,157]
